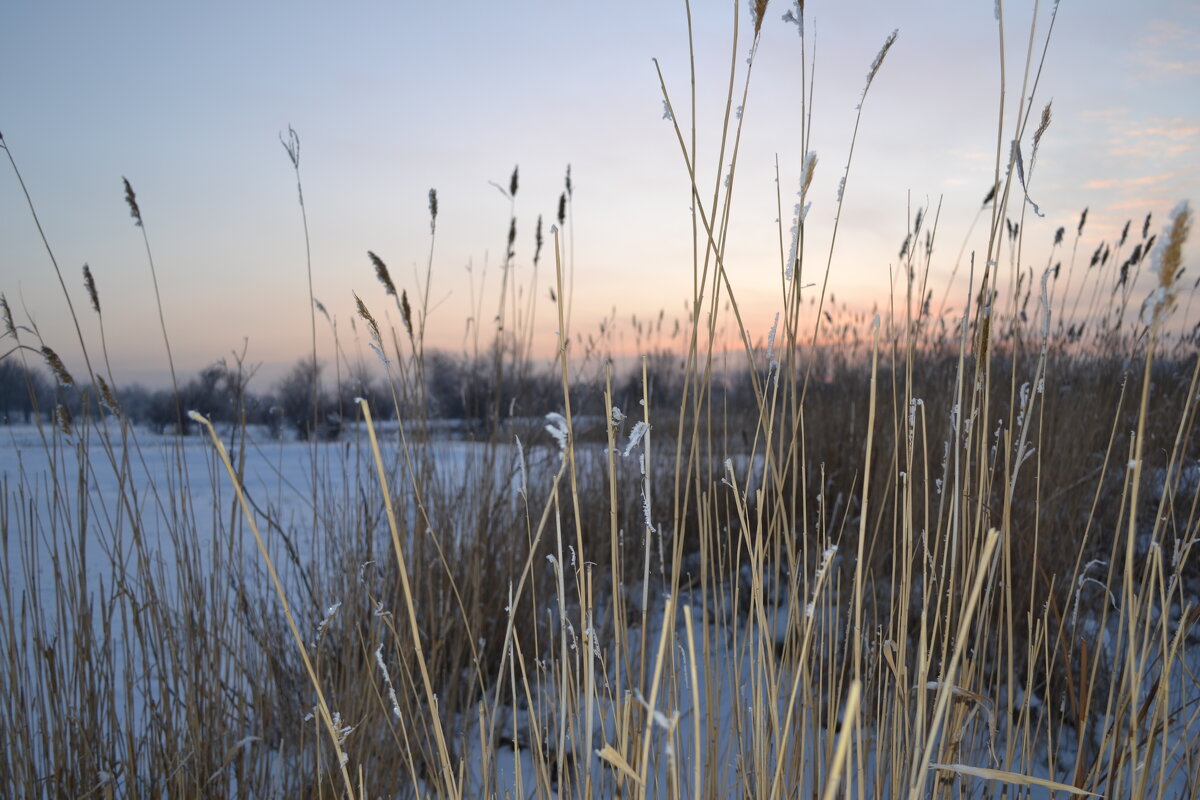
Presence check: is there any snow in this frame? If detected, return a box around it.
[3,421,1198,798]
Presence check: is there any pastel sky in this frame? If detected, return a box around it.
[2,1,1197,388]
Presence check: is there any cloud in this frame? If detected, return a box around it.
[1135,19,1200,76]
[949,148,996,164]
[1139,56,1200,75]
[1140,19,1194,48]
[1081,107,1132,123]
[1084,172,1181,190]
[1105,195,1174,213]
[1107,118,1199,158]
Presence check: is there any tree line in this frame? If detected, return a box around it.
[0,351,691,440]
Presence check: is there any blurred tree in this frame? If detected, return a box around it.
[0,360,51,424]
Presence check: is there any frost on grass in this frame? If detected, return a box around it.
[1009,139,1045,217]
[545,412,569,457]
[514,435,528,498]
[907,398,923,445]
[311,601,342,648]
[623,420,650,458]
[766,311,780,360]
[640,479,657,534]
[662,99,674,121]
[786,152,817,280]
[864,29,898,90]
[331,711,355,767]
[1016,382,1031,430]
[805,545,839,618]
[374,644,403,719]
[781,1,804,36]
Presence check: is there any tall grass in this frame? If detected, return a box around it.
[2,2,1199,798]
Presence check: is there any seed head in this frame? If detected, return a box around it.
[280,125,300,169]
[751,0,770,37]
[1032,102,1052,154]
[83,264,100,314]
[534,215,544,267]
[368,251,397,297]
[55,405,72,436]
[97,375,121,417]
[400,290,413,338]
[42,346,74,386]
[122,178,143,227]
[0,294,14,337]
[1143,200,1192,326]
[865,29,899,89]
[355,293,382,343]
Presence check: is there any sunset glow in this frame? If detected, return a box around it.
[3,1,1196,387]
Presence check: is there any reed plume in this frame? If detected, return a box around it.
[82,264,100,314]
[122,178,143,227]
[369,250,398,297]
[41,346,74,386]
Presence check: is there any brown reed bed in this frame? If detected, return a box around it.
[1,3,1198,798]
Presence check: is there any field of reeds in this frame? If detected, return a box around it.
[2,2,1198,798]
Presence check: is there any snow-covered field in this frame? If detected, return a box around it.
[3,418,1198,798]
[2,420,539,603]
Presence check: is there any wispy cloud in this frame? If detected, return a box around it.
[1135,19,1200,76]
[1084,171,1181,190]
[1082,107,1132,123]
[1105,195,1175,213]
[949,148,996,164]
[1107,118,1199,159]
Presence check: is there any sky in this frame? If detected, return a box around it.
[2,0,1197,389]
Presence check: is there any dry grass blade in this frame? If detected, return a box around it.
[187,410,358,799]
[929,763,1101,795]
[357,399,460,799]
[597,745,643,786]
[820,680,862,800]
